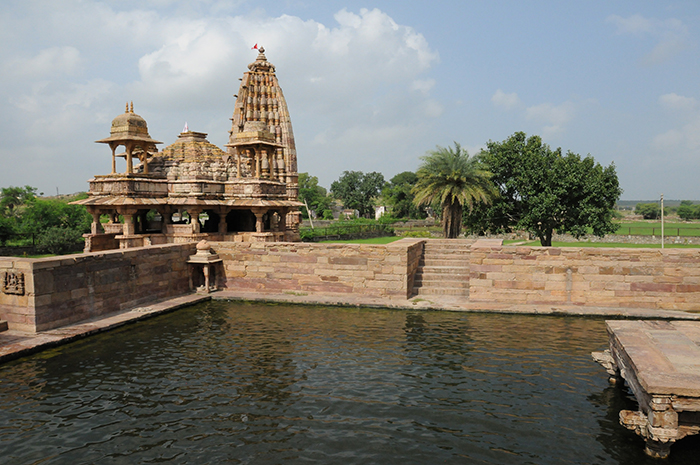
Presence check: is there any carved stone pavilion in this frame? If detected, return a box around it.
[74,47,302,252]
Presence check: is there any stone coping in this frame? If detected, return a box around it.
[1,291,697,365]
[607,320,700,397]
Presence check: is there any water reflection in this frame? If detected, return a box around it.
[0,302,697,464]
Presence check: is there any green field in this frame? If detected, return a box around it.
[614,221,700,237]
[506,240,700,248]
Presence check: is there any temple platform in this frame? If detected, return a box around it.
[593,320,700,458]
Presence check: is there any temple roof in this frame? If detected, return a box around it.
[96,102,162,145]
[154,131,226,162]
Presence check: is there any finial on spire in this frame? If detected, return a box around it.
[125,102,129,113]
[130,101,134,113]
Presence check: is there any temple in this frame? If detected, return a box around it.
[74,47,302,252]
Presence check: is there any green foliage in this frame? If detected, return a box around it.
[465,132,622,246]
[35,226,83,255]
[635,202,660,220]
[0,215,15,246]
[21,198,91,237]
[677,201,700,221]
[298,172,333,219]
[0,186,91,252]
[330,170,386,218]
[1,186,37,217]
[300,221,394,241]
[382,171,426,219]
[413,142,496,238]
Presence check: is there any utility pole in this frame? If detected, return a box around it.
[661,193,664,249]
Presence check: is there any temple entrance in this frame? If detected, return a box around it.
[226,209,256,232]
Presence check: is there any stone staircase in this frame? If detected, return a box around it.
[412,239,471,297]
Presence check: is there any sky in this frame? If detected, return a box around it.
[1,0,699,200]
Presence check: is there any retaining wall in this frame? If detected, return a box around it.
[212,238,424,299]
[0,243,195,332]
[470,245,700,311]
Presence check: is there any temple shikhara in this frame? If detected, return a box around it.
[74,47,302,252]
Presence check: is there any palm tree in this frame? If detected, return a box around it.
[413,143,496,238]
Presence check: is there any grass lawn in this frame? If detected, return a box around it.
[319,236,403,244]
[508,240,700,248]
[614,221,700,237]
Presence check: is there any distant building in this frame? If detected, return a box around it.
[74,47,302,252]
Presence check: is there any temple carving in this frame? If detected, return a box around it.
[75,47,302,252]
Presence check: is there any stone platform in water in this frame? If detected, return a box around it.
[593,320,700,458]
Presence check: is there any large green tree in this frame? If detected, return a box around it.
[466,132,622,246]
[330,171,385,218]
[298,172,333,219]
[382,171,426,219]
[1,185,37,217]
[413,143,495,238]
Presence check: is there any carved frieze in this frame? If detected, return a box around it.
[2,271,25,295]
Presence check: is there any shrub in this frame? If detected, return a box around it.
[36,227,84,255]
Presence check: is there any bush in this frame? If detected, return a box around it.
[635,203,660,220]
[36,227,84,255]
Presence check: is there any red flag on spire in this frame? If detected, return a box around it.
[251,43,258,50]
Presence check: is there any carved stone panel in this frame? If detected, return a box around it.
[2,271,25,295]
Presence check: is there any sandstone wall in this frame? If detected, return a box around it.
[0,243,195,332]
[212,238,424,299]
[470,245,700,310]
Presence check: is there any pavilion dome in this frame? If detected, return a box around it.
[96,102,162,145]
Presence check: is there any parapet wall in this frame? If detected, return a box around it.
[0,243,195,332]
[212,238,424,299]
[470,245,700,311]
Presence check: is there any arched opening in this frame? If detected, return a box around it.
[226,209,256,232]
[201,210,220,233]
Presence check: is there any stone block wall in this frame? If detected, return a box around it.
[0,243,195,332]
[470,245,700,311]
[212,238,424,299]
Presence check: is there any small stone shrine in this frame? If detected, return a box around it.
[74,47,302,252]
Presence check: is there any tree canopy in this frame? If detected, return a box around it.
[413,143,495,238]
[382,171,426,219]
[465,132,622,246]
[330,171,385,218]
[635,202,661,220]
[298,172,333,220]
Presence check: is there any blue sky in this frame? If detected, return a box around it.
[1,0,699,200]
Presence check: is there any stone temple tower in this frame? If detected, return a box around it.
[228,47,299,206]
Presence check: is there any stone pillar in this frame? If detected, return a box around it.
[237,151,242,178]
[253,210,264,233]
[218,210,227,234]
[278,209,287,232]
[255,149,261,178]
[126,142,133,175]
[90,211,103,235]
[111,145,117,174]
[123,214,136,236]
[190,211,201,234]
[261,149,269,178]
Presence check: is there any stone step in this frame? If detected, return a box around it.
[412,287,469,296]
[422,246,471,254]
[420,258,469,267]
[0,320,8,332]
[418,266,470,275]
[414,280,469,290]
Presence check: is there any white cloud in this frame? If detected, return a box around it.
[659,93,698,113]
[652,92,700,157]
[491,89,521,110]
[0,3,440,191]
[7,46,82,78]
[525,101,575,137]
[606,14,689,65]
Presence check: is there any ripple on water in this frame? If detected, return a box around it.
[1,301,699,464]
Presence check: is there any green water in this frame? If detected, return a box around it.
[0,301,698,464]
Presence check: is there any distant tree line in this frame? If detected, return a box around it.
[300,131,623,245]
[0,186,90,254]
